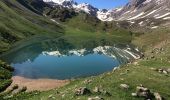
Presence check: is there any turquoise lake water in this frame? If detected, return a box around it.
[0,39,139,80]
[11,53,120,79]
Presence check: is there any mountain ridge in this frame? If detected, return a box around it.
[43,0,170,24]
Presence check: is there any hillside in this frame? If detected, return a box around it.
[0,0,63,54]
[0,0,170,100]
[6,27,170,100]
[0,0,135,53]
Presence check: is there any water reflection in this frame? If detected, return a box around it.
[0,38,141,79]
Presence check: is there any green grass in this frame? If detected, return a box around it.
[60,26,132,49]
[9,59,170,100]
[6,27,170,100]
[132,27,170,51]
[0,60,13,94]
[1,0,170,99]
[0,0,63,54]
[0,0,133,54]
[4,27,169,99]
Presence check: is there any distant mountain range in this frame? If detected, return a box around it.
[43,0,170,21]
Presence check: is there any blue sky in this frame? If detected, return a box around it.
[75,0,129,9]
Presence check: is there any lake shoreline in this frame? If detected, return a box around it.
[7,76,70,92]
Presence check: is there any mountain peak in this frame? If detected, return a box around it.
[43,0,73,4]
[43,0,170,22]
[43,0,77,8]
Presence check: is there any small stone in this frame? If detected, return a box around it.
[19,86,27,92]
[12,84,19,90]
[56,91,60,94]
[120,73,126,75]
[102,90,111,96]
[167,68,170,73]
[150,67,156,70]
[84,79,92,84]
[120,78,124,81]
[48,94,53,98]
[126,69,130,72]
[131,93,137,97]
[154,92,162,100]
[151,50,154,53]
[162,70,168,74]
[52,97,56,99]
[35,93,38,95]
[158,69,163,73]
[150,56,155,59]
[113,67,118,72]
[133,62,139,65]
[62,94,65,98]
[75,87,91,96]
[88,96,104,100]
[120,84,129,90]
[93,87,100,93]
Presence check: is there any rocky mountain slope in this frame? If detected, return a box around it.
[43,0,170,29]
[43,0,170,20]
[111,0,170,20]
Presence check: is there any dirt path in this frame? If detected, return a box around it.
[8,76,69,92]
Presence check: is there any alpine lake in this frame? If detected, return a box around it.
[0,36,141,80]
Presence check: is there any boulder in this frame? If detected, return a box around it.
[61,94,65,98]
[120,84,129,90]
[131,93,137,97]
[136,85,153,99]
[167,68,170,73]
[84,79,92,84]
[154,92,162,100]
[158,69,163,73]
[113,67,119,72]
[162,70,168,74]
[18,86,27,93]
[48,94,53,98]
[156,68,169,74]
[12,84,19,90]
[93,87,100,93]
[150,56,155,59]
[132,85,164,100]
[75,87,91,96]
[92,86,111,96]
[133,62,139,65]
[150,67,156,71]
[102,90,111,96]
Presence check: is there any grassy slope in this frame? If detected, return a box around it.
[8,28,170,100]
[1,0,170,100]
[0,60,13,94]
[0,0,63,96]
[15,60,170,100]
[0,0,133,53]
[63,13,132,45]
[44,7,133,46]
[0,0,63,53]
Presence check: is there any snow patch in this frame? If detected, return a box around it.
[128,12,145,20]
[141,9,157,18]
[163,17,170,20]
[143,0,152,4]
[155,12,170,19]
[50,19,60,24]
[138,21,144,26]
